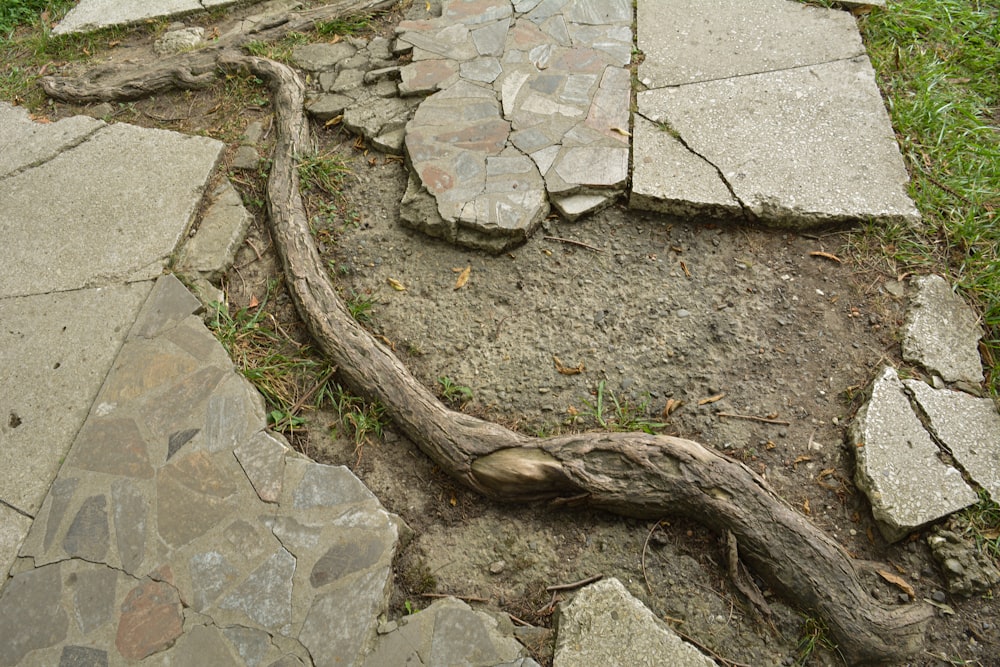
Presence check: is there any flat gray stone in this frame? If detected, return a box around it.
[299,568,390,667]
[59,645,109,667]
[0,102,104,179]
[553,578,714,666]
[637,0,864,88]
[70,566,118,635]
[0,564,67,665]
[220,547,296,632]
[901,275,984,383]
[905,379,1000,500]
[235,431,290,503]
[630,115,742,219]
[850,367,977,542]
[111,479,149,574]
[637,57,920,227]
[305,93,357,123]
[291,461,376,509]
[129,272,203,340]
[153,27,204,55]
[231,144,261,170]
[343,95,416,139]
[62,495,109,562]
[54,0,241,35]
[363,597,526,667]
[0,282,152,514]
[0,122,222,297]
[292,42,358,71]
[176,178,253,281]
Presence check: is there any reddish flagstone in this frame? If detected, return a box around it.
[116,578,183,660]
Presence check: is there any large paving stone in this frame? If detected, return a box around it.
[905,379,1000,501]
[54,0,243,35]
[553,577,714,666]
[0,102,104,179]
[0,504,32,580]
[901,275,984,383]
[637,0,864,87]
[636,57,919,227]
[0,122,222,297]
[850,367,977,542]
[0,282,153,515]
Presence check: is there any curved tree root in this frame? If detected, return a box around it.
[215,52,933,665]
[38,18,933,662]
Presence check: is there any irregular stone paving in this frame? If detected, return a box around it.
[851,277,1000,542]
[392,0,633,251]
[2,275,405,667]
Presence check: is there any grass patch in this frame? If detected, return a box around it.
[0,0,73,38]
[438,376,473,407]
[574,380,667,434]
[958,488,1000,565]
[207,281,335,434]
[314,15,371,38]
[855,1,1000,390]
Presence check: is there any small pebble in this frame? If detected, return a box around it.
[931,590,947,603]
[676,309,690,318]
[489,560,506,574]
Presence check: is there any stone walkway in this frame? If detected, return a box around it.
[3,0,999,664]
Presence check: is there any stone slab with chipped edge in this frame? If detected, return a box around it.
[901,275,984,384]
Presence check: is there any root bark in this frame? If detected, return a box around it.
[39,9,934,662]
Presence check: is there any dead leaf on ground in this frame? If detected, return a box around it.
[248,294,260,308]
[553,356,584,375]
[803,498,811,515]
[923,598,955,615]
[387,277,406,291]
[454,265,471,290]
[697,393,725,406]
[809,251,843,263]
[324,114,343,127]
[661,398,683,418]
[792,455,813,468]
[680,260,691,277]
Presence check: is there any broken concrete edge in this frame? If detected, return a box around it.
[52,0,251,35]
[849,366,981,542]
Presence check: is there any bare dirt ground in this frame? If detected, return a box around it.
[31,4,999,664]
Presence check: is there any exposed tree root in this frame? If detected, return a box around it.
[38,7,935,661]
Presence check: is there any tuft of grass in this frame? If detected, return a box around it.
[958,488,1000,565]
[578,380,667,434]
[345,290,376,324]
[244,31,310,64]
[0,0,73,38]
[438,376,473,407]
[298,151,350,195]
[854,1,1000,391]
[207,281,335,434]
[322,382,388,462]
[314,15,371,38]
[795,616,838,666]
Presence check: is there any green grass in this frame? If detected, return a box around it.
[438,376,473,407]
[958,488,1000,565]
[855,1,1000,391]
[577,380,668,434]
[0,0,73,37]
[207,282,335,434]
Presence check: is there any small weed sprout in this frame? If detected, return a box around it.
[795,616,837,666]
[345,291,375,324]
[323,383,387,463]
[580,380,667,434]
[438,376,473,406]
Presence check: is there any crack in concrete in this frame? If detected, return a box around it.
[638,111,754,221]
[640,53,867,91]
[0,123,105,183]
[902,383,981,494]
[0,498,34,519]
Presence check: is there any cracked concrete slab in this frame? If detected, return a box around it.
[901,275,985,384]
[0,102,105,180]
[0,122,222,298]
[905,379,1000,501]
[54,0,247,35]
[635,56,919,226]
[850,367,977,542]
[0,282,153,517]
[637,0,864,88]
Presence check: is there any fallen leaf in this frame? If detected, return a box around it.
[697,393,725,406]
[553,356,584,375]
[454,265,471,290]
[802,498,811,515]
[792,455,812,468]
[248,294,259,308]
[661,398,683,418]
[610,126,631,137]
[387,277,406,291]
[324,114,343,127]
[680,260,691,278]
[923,598,955,615]
[449,494,457,506]
[817,468,836,480]
[809,251,843,263]
[764,441,776,450]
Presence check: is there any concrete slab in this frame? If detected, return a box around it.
[0,505,32,579]
[0,282,153,515]
[54,0,245,35]
[905,379,1000,501]
[175,177,253,281]
[636,57,920,227]
[554,578,715,666]
[901,275,984,384]
[630,115,742,219]
[637,0,864,87]
[0,122,223,297]
[0,102,104,180]
[850,367,977,542]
